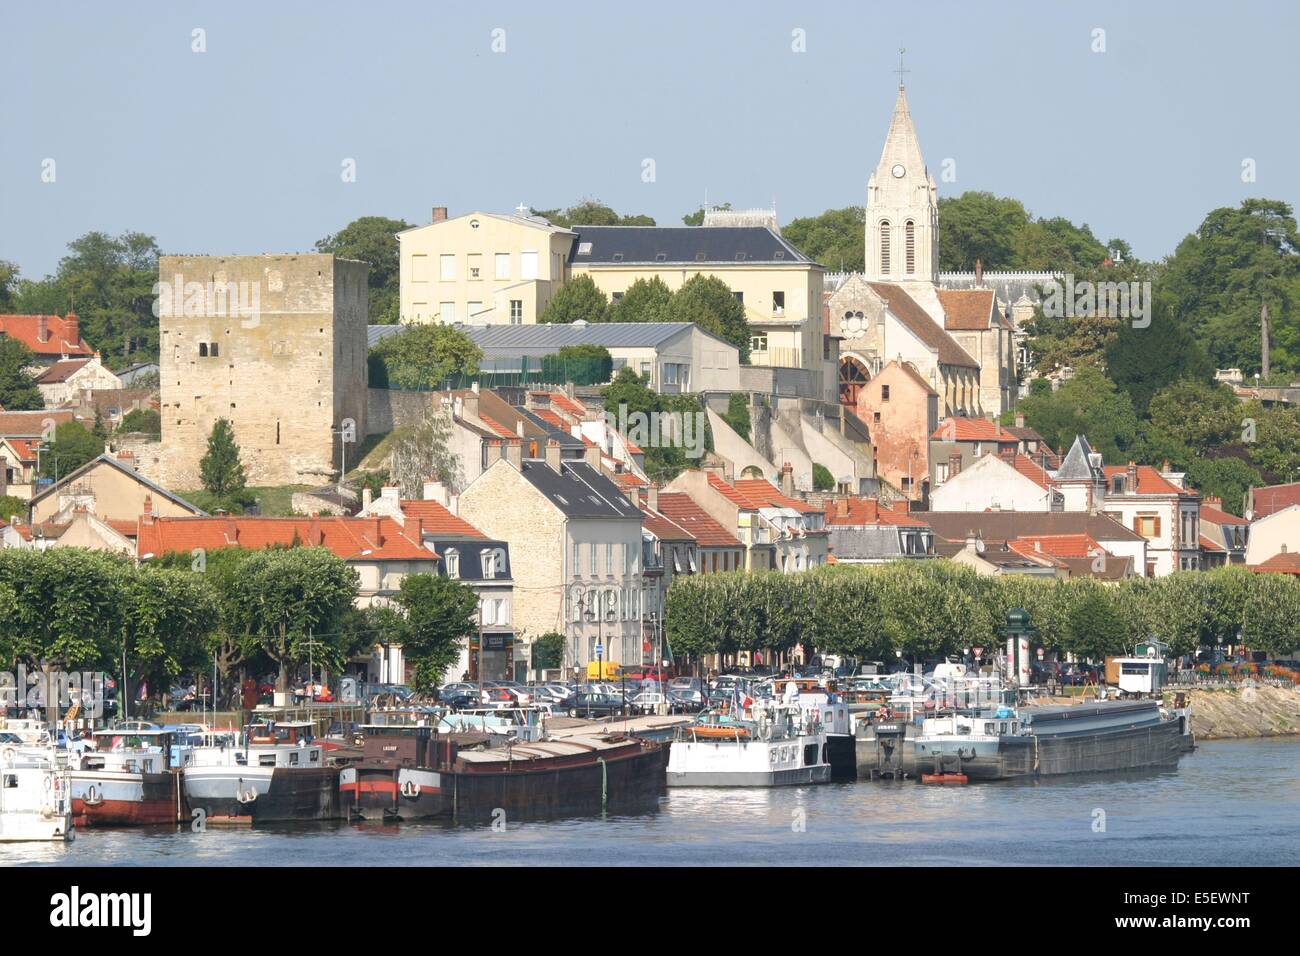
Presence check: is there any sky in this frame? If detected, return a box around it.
[1,0,1296,280]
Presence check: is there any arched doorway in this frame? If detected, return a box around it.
[839,356,870,407]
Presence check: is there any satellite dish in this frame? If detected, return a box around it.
[975,538,985,554]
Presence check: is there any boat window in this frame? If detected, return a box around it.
[289,751,299,765]
[999,722,1008,734]
[258,755,277,767]
[803,744,819,766]
[3,775,16,788]
[985,722,995,735]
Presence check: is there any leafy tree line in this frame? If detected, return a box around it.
[664,562,1298,664]
[0,545,479,720]
[603,367,713,482]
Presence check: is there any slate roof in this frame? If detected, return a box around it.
[1055,435,1104,481]
[569,226,814,266]
[369,322,731,353]
[867,283,978,368]
[519,459,644,520]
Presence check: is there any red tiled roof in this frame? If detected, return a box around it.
[1200,504,1246,527]
[614,472,648,489]
[655,492,743,549]
[936,289,997,330]
[107,520,139,538]
[640,507,695,542]
[1249,483,1300,520]
[1012,454,1055,490]
[931,417,1017,442]
[1251,551,1300,575]
[706,472,759,509]
[549,392,588,418]
[0,410,75,436]
[826,497,928,528]
[733,478,824,515]
[867,283,978,368]
[0,314,92,358]
[34,358,93,384]
[136,516,437,563]
[1102,465,1194,497]
[1007,534,1105,560]
[477,414,517,439]
[397,500,486,538]
[1199,534,1226,553]
[3,438,39,462]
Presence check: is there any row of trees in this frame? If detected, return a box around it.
[0,546,479,720]
[664,562,1300,664]
[541,274,752,362]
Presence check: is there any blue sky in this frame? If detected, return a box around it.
[2,0,1294,278]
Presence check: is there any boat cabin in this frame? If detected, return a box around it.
[360,724,435,766]
[247,721,315,746]
[78,728,176,773]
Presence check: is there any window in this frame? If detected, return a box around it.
[606,542,613,575]
[589,543,597,576]
[573,541,581,576]
[439,254,456,280]
[494,252,510,279]
[905,220,915,274]
[873,411,881,423]
[467,253,482,280]
[411,254,429,281]
[733,291,744,304]
[521,251,538,280]
[662,364,679,386]
[881,384,890,402]
[481,549,501,578]
[510,300,523,324]
[211,342,219,358]
[440,302,455,323]
[773,291,785,314]
[199,343,208,357]
[751,332,768,353]
[1135,514,1160,538]
[445,549,460,578]
[611,291,624,302]
[880,221,891,274]
[467,301,483,319]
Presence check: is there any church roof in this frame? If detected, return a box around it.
[872,85,930,185]
[867,282,978,368]
[937,289,1005,331]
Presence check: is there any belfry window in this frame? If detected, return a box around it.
[905,221,915,274]
[880,221,891,274]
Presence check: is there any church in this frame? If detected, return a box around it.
[826,79,1020,500]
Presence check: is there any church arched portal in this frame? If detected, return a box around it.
[839,356,871,407]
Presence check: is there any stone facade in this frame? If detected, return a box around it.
[157,254,369,488]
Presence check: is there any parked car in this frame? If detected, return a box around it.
[667,687,704,713]
[568,691,628,718]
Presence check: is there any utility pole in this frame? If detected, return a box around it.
[1261,302,1271,381]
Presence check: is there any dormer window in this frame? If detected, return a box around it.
[481,548,502,578]
[445,548,459,578]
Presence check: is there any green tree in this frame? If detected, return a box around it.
[812,463,835,491]
[369,323,482,390]
[1015,366,1140,461]
[539,274,608,324]
[720,392,752,442]
[117,407,161,436]
[0,260,18,310]
[541,344,612,385]
[0,496,26,524]
[530,200,655,228]
[605,276,674,324]
[1185,456,1260,515]
[1062,585,1128,660]
[120,565,220,706]
[0,337,43,410]
[230,548,359,693]
[388,404,461,496]
[316,215,413,324]
[937,192,1031,271]
[393,574,479,689]
[1106,299,1212,417]
[603,368,711,481]
[41,420,101,480]
[664,274,751,362]
[532,631,565,670]
[783,207,865,272]
[199,418,247,500]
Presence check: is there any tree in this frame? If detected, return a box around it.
[0,260,18,310]
[117,408,161,436]
[393,574,479,689]
[0,496,26,524]
[530,200,655,228]
[603,368,711,482]
[1106,299,1212,417]
[720,392,751,441]
[199,419,248,500]
[541,345,612,385]
[783,207,865,273]
[40,420,101,480]
[120,565,220,706]
[1141,379,1241,465]
[682,203,730,226]
[812,463,835,491]
[230,548,359,693]
[1015,366,1140,461]
[1185,456,1261,515]
[369,323,482,390]
[532,631,565,670]
[0,337,43,410]
[664,274,751,362]
[538,274,608,324]
[1062,585,1128,660]
[937,192,1030,272]
[316,215,413,324]
[389,404,461,496]
[605,276,673,324]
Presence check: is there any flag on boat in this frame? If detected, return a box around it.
[732,683,753,715]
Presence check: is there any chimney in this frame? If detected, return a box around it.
[462,393,479,421]
[515,419,525,438]
[308,519,324,547]
[965,533,978,551]
[584,443,601,469]
[404,516,423,545]
[544,438,562,473]
[999,445,1015,463]
[422,479,448,505]
[431,206,448,223]
[646,485,658,513]
[37,315,49,344]
[0,454,6,497]
[626,487,641,510]
[1205,496,1222,508]
[1126,461,1138,494]
[65,312,79,347]
[836,497,850,519]
[975,258,984,287]
[362,487,373,510]
[381,483,400,503]
[505,441,523,469]
[1034,540,1042,553]
[471,381,480,395]
[143,493,154,517]
[1015,412,1025,429]
[780,462,794,497]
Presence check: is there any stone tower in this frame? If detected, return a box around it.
[157,253,369,489]
[865,82,943,323]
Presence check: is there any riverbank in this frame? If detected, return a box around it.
[1174,685,1300,740]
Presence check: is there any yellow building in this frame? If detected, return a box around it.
[397,209,575,326]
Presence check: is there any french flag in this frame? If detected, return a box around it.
[733,684,753,714]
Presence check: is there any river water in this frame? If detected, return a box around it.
[9,739,1298,867]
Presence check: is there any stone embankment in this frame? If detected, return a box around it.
[1174,684,1300,740]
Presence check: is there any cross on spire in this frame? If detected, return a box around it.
[895,47,910,89]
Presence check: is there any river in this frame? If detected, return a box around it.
[9,739,1298,867]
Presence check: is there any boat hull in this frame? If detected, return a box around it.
[340,767,442,821]
[666,764,832,787]
[70,771,177,827]
[666,733,832,788]
[0,813,73,842]
[182,766,341,823]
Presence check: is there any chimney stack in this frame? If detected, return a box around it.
[362,487,373,510]
[836,497,850,519]
[584,443,601,469]
[65,312,79,347]
[1015,412,1025,429]
[625,487,641,510]
[505,441,523,469]
[974,258,984,287]
[646,485,658,513]
[422,479,448,505]
[780,462,794,497]
[1126,461,1138,494]
[37,315,49,344]
[381,483,400,503]
[431,207,448,223]
[544,438,562,473]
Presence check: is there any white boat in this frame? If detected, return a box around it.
[0,747,74,842]
[69,728,182,827]
[667,697,831,787]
